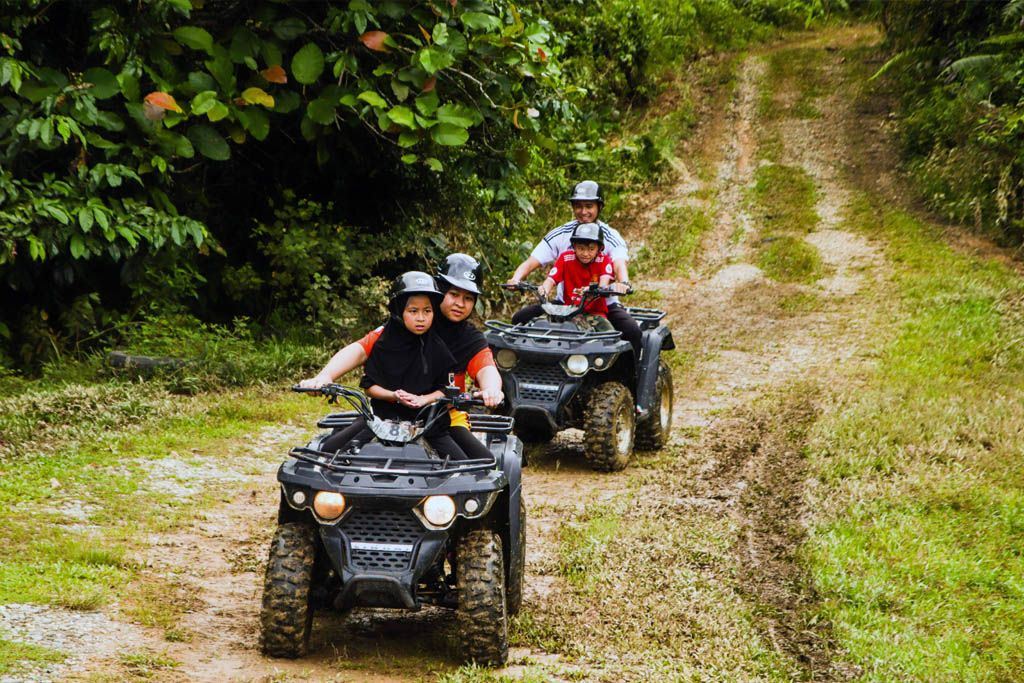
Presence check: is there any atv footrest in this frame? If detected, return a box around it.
[626,307,667,330]
[467,414,515,433]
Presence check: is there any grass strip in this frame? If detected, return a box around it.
[804,194,1024,681]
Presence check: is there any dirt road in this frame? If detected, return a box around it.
[57,25,893,683]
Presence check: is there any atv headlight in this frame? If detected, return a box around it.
[422,495,456,526]
[495,349,518,370]
[565,354,589,376]
[313,491,346,520]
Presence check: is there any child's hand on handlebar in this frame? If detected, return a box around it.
[609,281,632,294]
[299,374,331,389]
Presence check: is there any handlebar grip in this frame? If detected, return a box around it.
[292,385,321,393]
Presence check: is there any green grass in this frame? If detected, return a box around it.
[757,235,824,283]
[760,47,829,120]
[751,163,819,235]
[0,637,65,676]
[634,205,713,278]
[0,383,320,634]
[804,194,1024,681]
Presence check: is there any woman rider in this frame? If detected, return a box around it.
[299,253,503,460]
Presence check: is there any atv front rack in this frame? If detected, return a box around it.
[484,320,621,344]
[317,411,514,433]
[289,446,497,475]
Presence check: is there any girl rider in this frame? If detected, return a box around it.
[315,272,468,459]
[299,254,503,460]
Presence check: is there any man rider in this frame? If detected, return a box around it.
[507,180,643,356]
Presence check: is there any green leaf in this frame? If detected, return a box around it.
[207,102,229,122]
[236,108,269,140]
[273,17,307,41]
[398,130,420,147]
[274,91,301,113]
[261,41,283,69]
[418,46,454,74]
[291,43,325,85]
[191,90,219,115]
[424,157,443,172]
[401,153,417,164]
[241,86,274,108]
[391,79,410,101]
[83,68,119,99]
[187,71,216,92]
[205,47,236,94]
[173,26,214,54]
[230,27,260,63]
[70,234,86,259]
[77,207,94,232]
[415,91,439,116]
[431,122,469,146]
[187,124,231,160]
[339,93,359,107]
[461,12,501,31]
[357,91,387,108]
[388,105,416,129]
[306,98,336,125]
[432,23,449,45]
[437,103,478,127]
[95,111,124,132]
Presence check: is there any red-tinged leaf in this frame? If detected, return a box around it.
[538,47,547,62]
[143,101,166,121]
[422,77,437,93]
[418,25,431,43]
[260,65,287,84]
[360,31,390,52]
[144,91,183,113]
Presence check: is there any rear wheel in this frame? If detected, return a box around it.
[636,360,673,450]
[583,382,635,472]
[260,523,316,658]
[457,529,509,665]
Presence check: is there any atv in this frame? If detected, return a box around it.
[259,383,525,666]
[485,282,674,471]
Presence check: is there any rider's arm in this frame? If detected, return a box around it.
[599,274,613,287]
[300,342,368,388]
[366,384,399,403]
[509,256,542,284]
[538,275,556,298]
[474,366,504,408]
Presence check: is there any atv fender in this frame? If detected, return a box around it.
[497,436,524,583]
[636,326,675,420]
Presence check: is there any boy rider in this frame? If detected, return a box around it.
[538,223,614,315]
[507,180,642,354]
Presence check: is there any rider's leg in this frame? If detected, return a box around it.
[319,416,370,452]
[511,303,544,325]
[450,425,493,460]
[607,303,643,358]
[426,432,470,460]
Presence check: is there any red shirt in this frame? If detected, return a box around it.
[547,250,614,316]
[357,326,494,391]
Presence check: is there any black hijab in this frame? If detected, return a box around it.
[361,308,455,421]
[433,313,488,373]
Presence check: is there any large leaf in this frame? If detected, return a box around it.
[461,12,501,31]
[388,105,416,129]
[436,103,478,127]
[83,68,119,99]
[173,26,214,54]
[190,90,219,115]
[187,124,230,160]
[415,90,439,115]
[261,65,287,84]
[291,43,325,85]
[236,108,269,140]
[431,122,469,146]
[273,17,307,41]
[357,90,387,107]
[241,87,275,108]
[418,46,455,74]
[360,31,390,52]
[306,97,337,124]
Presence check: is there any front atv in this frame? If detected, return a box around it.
[259,384,525,666]
[486,283,675,471]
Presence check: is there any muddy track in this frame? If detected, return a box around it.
[56,27,894,683]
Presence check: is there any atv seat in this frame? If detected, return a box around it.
[626,307,667,331]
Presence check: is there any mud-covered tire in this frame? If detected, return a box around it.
[636,360,673,451]
[506,496,526,617]
[457,529,509,666]
[583,382,635,472]
[260,523,316,658]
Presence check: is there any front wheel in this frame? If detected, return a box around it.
[583,382,635,472]
[260,523,316,658]
[636,359,673,450]
[457,529,509,665]
[506,496,526,617]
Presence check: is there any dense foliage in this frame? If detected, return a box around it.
[0,0,824,374]
[874,0,1024,245]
